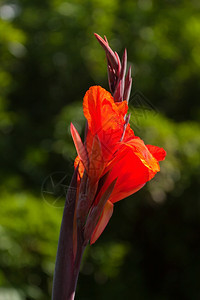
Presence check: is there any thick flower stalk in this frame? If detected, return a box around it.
[52,34,166,300]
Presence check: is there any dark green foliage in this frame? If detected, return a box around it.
[0,0,200,299]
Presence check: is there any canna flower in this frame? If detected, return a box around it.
[52,33,166,300]
[71,85,166,245]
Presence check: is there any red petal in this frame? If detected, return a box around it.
[98,138,161,204]
[83,86,113,134]
[84,178,117,243]
[74,156,84,178]
[83,86,129,160]
[124,138,160,173]
[146,145,166,161]
[110,183,145,203]
[90,200,114,245]
[88,134,104,182]
[70,123,88,170]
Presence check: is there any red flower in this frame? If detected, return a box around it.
[52,33,166,300]
[71,85,166,244]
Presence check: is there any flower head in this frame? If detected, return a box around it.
[71,85,166,245]
[70,33,166,246]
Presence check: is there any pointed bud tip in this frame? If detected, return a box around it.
[70,122,74,131]
[94,33,103,43]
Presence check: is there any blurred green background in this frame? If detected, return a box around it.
[0,0,200,299]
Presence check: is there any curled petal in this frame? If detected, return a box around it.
[146,145,166,161]
[124,138,160,173]
[99,137,161,204]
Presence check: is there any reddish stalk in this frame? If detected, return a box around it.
[52,169,86,300]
